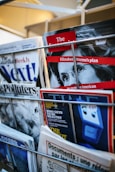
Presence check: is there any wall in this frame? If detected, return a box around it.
[0,5,54,35]
[0,29,23,44]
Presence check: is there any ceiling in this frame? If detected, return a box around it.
[6,0,113,17]
[1,0,113,36]
[6,0,87,17]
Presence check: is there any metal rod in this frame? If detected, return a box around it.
[71,43,79,88]
[0,95,114,107]
[37,33,115,50]
[0,139,100,172]
[0,34,115,55]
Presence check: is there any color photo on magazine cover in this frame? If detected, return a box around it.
[40,89,114,153]
[0,123,37,172]
[0,141,30,172]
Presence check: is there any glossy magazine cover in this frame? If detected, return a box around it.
[40,88,114,153]
[43,19,115,90]
[0,124,36,172]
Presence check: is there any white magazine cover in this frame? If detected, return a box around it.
[0,123,37,172]
[0,83,43,149]
[37,125,113,172]
[0,36,48,87]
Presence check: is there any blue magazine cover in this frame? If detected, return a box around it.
[0,141,30,172]
[40,88,114,153]
[0,124,37,172]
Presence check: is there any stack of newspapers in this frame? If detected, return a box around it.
[0,83,43,171]
[0,36,46,171]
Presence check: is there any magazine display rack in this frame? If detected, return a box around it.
[0,92,114,172]
[0,25,115,172]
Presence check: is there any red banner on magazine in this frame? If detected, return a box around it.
[58,81,115,89]
[58,81,115,90]
[46,31,76,52]
[57,82,115,100]
[79,81,115,89]
[47,56,115,65]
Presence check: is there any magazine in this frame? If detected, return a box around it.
[0,36,46,87]
[0,83,43,149]
[37,125,114,172]
[0,123,37,172]
[43,19,115,89]
[46,55,115,90]
[40,88,114,153]
[43,19,115,55]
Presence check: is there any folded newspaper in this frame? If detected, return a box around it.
[0,123,37,172]
[0,83,43,149]
[37,125,114,172]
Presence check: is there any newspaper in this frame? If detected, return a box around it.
[0,83,43,149]
[38,125,113,172]
[0,123,37,172]
[0,36,47,87]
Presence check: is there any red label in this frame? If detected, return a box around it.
[46,31,76,52]
[46,56,115,65]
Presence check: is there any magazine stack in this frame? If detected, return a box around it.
[0,19,115,171]
[39,18,115,171]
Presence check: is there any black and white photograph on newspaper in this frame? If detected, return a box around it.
[0,83,43,149]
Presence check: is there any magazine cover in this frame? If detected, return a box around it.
[46,55,115,90]
[43,19,115,89]
[0,123,37,172]
[43,19,115,55]
[0,83,43,149]
[38,125,113,172]
[40,88,114,153]
[0,36,46,87]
